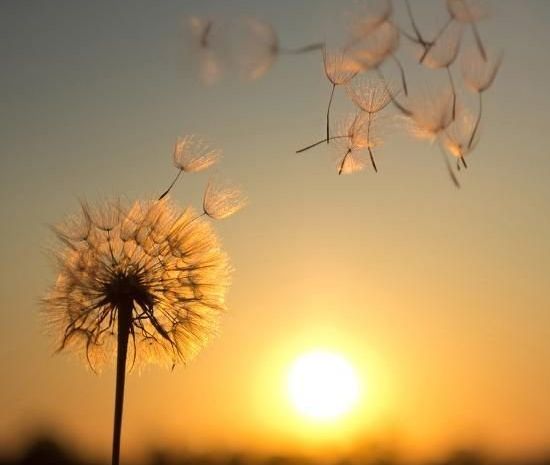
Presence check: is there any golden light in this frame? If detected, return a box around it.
[287,349,360,421]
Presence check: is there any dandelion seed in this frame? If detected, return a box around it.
[203,178,247,220]
[159,136,221,200]
[461,47,501,148]
[349,20,399,71]
[333,112,382,174]
[323,47,361,144]
[43,198,231,465]
[440,109,479,169]
[461,47,502,93]
[186,17,224,85]
[236,17,279,81]
[347,0,393,44]
[421,21,464,119]
[403,88,455,142]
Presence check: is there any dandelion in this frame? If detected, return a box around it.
[43,198,231,465]
[347,0,393,44]
[334,112,381,174]
[399,88,455,142]
[349,21,407,96]
[461,47,501,149]
[202,178,247,220]
[440,108,479,169]
[420,21,464,119]
[323,47,361,143]
[186,17,224,85]
[159,135,221,200]
[297,112,381,174]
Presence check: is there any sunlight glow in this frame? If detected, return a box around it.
[287,350,360,421]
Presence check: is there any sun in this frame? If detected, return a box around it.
[287,349,360,421]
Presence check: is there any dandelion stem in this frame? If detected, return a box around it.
[404,0,427,46]
[112,300,132,465]
[280,42,325,54]
[447,66,457,120]
[326,83,336,143]
[468,92,482,149]
[471,23,487,62]
[296,135,348,154]
[438,145,461,189]
[391,54,408,96]
[420,17,452,63]
[338,149,352,175]
[159,169,183,200]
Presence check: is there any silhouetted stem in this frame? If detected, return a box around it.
[112,300,132,465]
[391,54,408,96]
[471,23,487,62]
[296,135,348,154]
[280,42,325,54]
[438,145,461,189]
[338,149,352,175]
[376,68,412,116]
[159,169,183,200]
[365,114,378,173]
[326,83,336,143]
[447,66,457,120]
[469,92,482,149]
[404,0,428,46]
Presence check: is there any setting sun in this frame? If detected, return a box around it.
[287,350,360,421]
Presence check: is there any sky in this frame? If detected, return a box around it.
[1,0,550,462]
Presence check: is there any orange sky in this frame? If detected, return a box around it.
[1,0,549,462]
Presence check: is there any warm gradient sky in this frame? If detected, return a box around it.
[1,0,550,462]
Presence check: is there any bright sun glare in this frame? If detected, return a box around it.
[287,350,360,421]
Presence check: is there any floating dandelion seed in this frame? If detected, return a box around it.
[323,47,361,144]
[159,135,221,200]
[334,112,382,175]
[236,17,279,81]
[347,0,393,45]
[186,17,224,85]
[43,198,231,465]
[440,108,479,169]
[399,88,455,142]
[461,47,501,149]
[203,178,247,220]
[421,21,464,120]
[349,21,408,96]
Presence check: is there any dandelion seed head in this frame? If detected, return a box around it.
[173,135,221,173]
[203,179,247,220]
[43,198,231,371]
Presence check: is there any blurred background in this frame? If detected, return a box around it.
[1,0,549,464]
